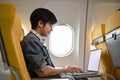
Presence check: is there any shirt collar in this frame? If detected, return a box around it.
[31,29,47,44]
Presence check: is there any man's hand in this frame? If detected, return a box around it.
[64,65,83,73]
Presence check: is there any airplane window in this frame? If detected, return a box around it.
[49,24,74,57]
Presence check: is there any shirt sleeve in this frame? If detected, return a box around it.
[21,37,48,72]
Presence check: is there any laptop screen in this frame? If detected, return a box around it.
[87,49,102,72]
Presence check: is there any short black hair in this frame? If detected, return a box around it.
[30,8,57,29]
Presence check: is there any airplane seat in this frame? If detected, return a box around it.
[91,24,115,80]
[0,3,31,80]
[105,10,120,80]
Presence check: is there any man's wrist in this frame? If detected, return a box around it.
[63,66,66,73]
[63,65,70,73]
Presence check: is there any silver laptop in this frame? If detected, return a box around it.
[72,48,102,76]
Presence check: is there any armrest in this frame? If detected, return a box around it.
[32,77,71,80]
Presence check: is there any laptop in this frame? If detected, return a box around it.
[72,48,102,76]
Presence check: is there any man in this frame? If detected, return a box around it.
[21,8,83,78]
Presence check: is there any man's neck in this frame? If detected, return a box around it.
[31,29,47,44]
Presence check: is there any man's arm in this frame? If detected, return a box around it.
[35,65,83,77]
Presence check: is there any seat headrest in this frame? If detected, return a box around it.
[91,24,105,40]
[0,4,22,41]
[105,11,120,34]
[0,4,16,29]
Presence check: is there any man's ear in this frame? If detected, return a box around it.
[38,20,44,28]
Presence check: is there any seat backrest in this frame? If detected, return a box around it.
[91,24,115,80]
[0,4,31,80]
[105,10,120,80]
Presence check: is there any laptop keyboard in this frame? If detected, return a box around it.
[72,72,97,76]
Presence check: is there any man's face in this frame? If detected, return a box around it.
[40,22,53,37]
